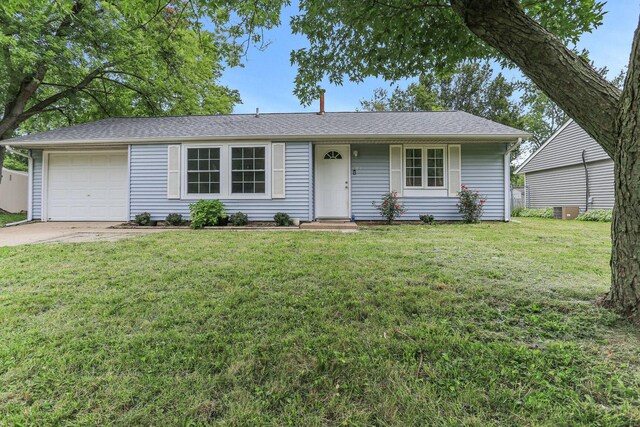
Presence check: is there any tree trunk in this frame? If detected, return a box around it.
[450,0,640,322]
[603,24,640,323]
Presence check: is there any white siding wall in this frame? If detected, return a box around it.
[129,142,312,221]
[351,143,506,220]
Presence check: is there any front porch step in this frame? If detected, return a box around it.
[300,221,358,230]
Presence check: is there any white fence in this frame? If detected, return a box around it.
[511,186,525,210]
[0,168,28,213]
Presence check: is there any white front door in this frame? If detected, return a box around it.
[315,145,350,218]
[46,152,128,221]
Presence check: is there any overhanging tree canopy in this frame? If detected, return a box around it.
[288,0,638,323]
[0,0,284,171]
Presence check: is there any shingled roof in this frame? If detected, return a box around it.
[3,111,529,146]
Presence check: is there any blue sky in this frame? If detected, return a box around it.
[220,1,639,114]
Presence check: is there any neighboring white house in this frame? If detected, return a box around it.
[0,168,28,213]
[516,120,614,211]
[1,111,529,222]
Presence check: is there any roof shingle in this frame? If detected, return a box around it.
[4,111,529,145]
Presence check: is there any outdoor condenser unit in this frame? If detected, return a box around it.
[553,206,580,220]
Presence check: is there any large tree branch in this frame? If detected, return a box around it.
[449,0,621,157]
[0,1,85,138]
[20,66,111,119]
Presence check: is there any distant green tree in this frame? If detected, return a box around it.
[0,0,283,180]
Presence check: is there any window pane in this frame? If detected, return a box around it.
[405,148,422,187]
[426,148,444,187]
[231,146,266,193]
[187,148,220,193]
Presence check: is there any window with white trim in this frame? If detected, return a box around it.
[231,147,266,194]
[187,147,221,194]
[404,146,446,189]
[426,148,445,187]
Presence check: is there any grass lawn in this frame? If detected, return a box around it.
[0,211,26,227]
[1,219,638,425]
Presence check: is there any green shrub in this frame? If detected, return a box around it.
[419,214,435,225]
[372,192,406,224]
[165,213,185,226]
[230,212,249,226]
[576,209,612,222]
[4,155,28,172]
[511,206,524,217]
[274,212,292,226]
[457,185,486,223]
[134,212,152,226]
[517,208,554,219]
[189,200,226,229]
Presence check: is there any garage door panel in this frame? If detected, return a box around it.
[47,152,128,221]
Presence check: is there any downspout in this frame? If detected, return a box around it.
[504,138,524,221]
[27,150,33,221]
[581,149,590,212]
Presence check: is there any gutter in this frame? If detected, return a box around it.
[1,133,531,148]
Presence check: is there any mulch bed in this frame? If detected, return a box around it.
[110,221,298,229]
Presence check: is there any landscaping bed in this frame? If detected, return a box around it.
[111,221,298,229]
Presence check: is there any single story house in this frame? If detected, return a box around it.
[515,120,614,211]
[1,111,528,222]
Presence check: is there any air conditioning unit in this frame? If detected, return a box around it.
[553,206,580,220]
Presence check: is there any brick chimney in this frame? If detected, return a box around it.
[318,91,325,115]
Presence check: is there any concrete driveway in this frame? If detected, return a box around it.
[0,222,171,247]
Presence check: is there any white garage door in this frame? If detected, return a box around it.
[46,152,128,221]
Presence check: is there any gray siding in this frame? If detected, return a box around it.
[31,150,43,220]
[588,160,615,209]
[351,143,506,220]
[519,121,610,173]
[129,143,312,221]
[525,159,614,211]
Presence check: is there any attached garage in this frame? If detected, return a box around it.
[45,151,128,221]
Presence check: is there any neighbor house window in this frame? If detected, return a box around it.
[404,146,445,189]
[405,148,422,187]
[187,147,220,194]
[231,147,266,194]
[426,148,445,187]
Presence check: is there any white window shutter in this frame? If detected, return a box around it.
[167,145,181,199]
[389,145,403,195]
[272,143,286,199]
[448,144,461,197]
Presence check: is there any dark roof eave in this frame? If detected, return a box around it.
[3,132,531,148]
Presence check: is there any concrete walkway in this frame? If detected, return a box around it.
[0,222,172,247]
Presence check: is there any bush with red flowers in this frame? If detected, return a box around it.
[373,191,406,224]
[457,185,486,223]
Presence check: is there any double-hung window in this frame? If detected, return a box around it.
[183,144,270,198]
[231,147,266,194]
[187,147,221,194]
[404,146,446,189]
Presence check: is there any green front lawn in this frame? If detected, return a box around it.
[0,211,26,226]
[1,219,638,425]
